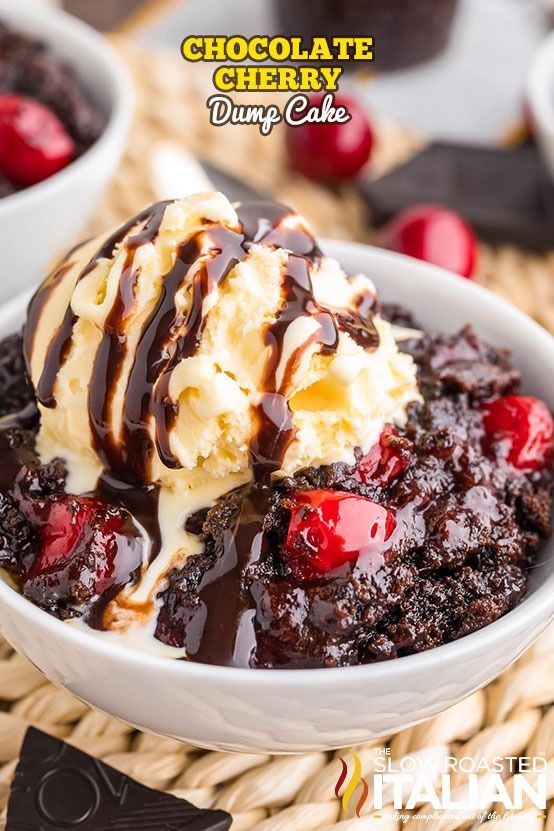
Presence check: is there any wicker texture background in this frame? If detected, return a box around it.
[1,41,554,829]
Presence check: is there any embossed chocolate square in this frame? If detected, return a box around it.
[7,728,232,830]
[360,142,554,251]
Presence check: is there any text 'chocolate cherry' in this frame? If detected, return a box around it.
[481,395,554,471]
[285,93,374,181]
[284,489,396,578]
[0,94,75,186]
[381,204,477,279]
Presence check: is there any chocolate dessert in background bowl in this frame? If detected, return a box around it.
[0,0,132,303]
[0,194,552,753]
[0,20,105,198]
[275,0,460,71]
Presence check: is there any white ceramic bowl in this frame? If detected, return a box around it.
[0,0,133,304]
[1,242,554,754]
[527,30,554,181]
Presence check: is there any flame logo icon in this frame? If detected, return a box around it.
[335,752,369,817]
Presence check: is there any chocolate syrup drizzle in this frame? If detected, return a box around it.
[24,258,76,369]
[23,199,381,665]
[26,239,92,406]
[87,202,171,481]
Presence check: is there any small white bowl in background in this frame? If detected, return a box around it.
[0,242,553,753]
[0,0,133,304]
[527,29,554,181]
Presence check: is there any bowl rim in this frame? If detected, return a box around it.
[0,0,133,215]
[1,241,554,687]
[527,28,554,140]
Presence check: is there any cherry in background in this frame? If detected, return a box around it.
[285,93,374,181]
[0,94,75,187]
[381,204,478,280]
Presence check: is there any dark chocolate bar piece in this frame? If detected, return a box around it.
[7,728,231,831]
[360,141,554,251]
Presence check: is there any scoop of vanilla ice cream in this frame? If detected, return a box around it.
[181,248,420,478]
[27,192,420,497]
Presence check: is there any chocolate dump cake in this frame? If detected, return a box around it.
[155,322,554,666]
[0,195,552,668]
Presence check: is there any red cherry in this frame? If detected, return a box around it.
[0,94,75,186]
[285,93,374,181]
[28,496,125,579]
[358,425,412,485]
[32,499,93,574]
[381,204,477,279]
[284,489,395,578]
[481,395,554,471]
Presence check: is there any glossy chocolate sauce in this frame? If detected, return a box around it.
[32,204,171,410]
[88,202,171,479]
[23,200,382,662]
[24,259,75,370]
[336,308,379,351]
[184,209,377,666]
[82,202,171,278]
[139,224,245,475]
[35,307,76,409]
[25,239,91,401]
[97,474,161,566]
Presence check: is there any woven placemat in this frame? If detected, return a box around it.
[2,627,554,830]
[1,41,554,830]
